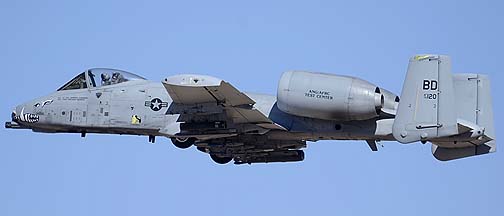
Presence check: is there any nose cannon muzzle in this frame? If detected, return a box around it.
[5,110,31,129]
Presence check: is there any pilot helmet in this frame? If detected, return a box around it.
[112,72,120,79]
[101,73,110,81]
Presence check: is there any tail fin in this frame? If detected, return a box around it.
[431,74,496,161]
[393,55,458,143]
[393,54,496,160]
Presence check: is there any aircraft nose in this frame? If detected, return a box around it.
[6,104,34,129]
[12,103,39,123]
[11,104,23,122]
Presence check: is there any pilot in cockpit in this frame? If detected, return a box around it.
[111,72,125,84]
[101,73,111,86]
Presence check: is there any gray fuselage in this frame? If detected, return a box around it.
[10,79,392,142]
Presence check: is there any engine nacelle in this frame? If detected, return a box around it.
[277,71,390,121]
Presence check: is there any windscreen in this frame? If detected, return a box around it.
[57,72,88,91]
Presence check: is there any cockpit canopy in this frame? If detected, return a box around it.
[57,68,146,91]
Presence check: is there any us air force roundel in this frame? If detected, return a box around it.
[145,98,168,111]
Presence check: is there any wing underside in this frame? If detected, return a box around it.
[161,74,303,164]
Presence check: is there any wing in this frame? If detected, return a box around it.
[161,74,285,139]
[162,74,305,164]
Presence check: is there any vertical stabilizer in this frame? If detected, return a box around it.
[393,55,458,144]
[431,74,496,161]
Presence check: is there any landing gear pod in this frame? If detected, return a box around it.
[171,137,196,149]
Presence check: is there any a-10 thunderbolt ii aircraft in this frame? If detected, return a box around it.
[5,54,496,164]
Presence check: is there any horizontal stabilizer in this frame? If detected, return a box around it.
[432,141,495,161]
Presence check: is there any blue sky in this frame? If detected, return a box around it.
[1,0,502,215]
